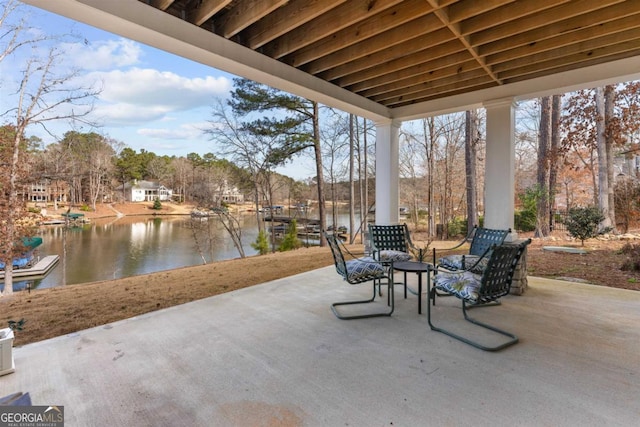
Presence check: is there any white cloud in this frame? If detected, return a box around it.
[91,103,171,126]
[138,122,206,140]
[97,68,230,107]
[87,68,231,125]
[62,38,142,70]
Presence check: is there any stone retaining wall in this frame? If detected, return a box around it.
[509,239,529,295]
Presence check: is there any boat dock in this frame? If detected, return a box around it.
[263,216,321,226]
[0,255,60,280]
[264,216,349,240]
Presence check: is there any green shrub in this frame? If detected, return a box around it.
[514,209,536,232]
[80,204,91,212]
[514,186,541,232]
[152,199,162,210]
[565,206,605,245]
[278,219,301,252]
[447,217,467,238]
[251,230,270,255]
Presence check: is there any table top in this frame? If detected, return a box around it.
[393,260,433,272]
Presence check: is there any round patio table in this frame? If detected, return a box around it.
[393,261,433,314]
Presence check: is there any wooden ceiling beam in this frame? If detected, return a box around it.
[389,82,498,108]
[261,0,404,59]
[186,0,233,27]
[213,0,287,38]
[492,29,640,74]
[384,76,496,107]
[367,68,488,102]
[319,27,456,82]
[284,0,435,68]
[245,0,346,50]
[301,14,443,75]
[502,48,640,85]
[426,0,501,84]
[486,16,640,66]
[351,59,481,96]
[337,46,471,89]
[469,0,625,47]
[478,2,640,56]
[460,0,569,36]
[497,39,640,80]
[447,0,515,24]
[150,0,175,10]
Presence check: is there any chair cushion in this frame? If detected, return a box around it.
[378,250,412,263]
[345,259,385,281]
[438,254,488,273]
[434,270,482,303]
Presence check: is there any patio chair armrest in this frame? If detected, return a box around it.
[433,263,475,275]
[431,225,478,264]
[330,233,365,261]
[463,244,494,270]
[432,244,467,265]
[368,244,384,262]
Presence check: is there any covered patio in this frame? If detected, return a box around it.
[3,268,640,425]
[9,2,640,424]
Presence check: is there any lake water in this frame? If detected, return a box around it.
[4,212,363,291]
[7,215,263,291]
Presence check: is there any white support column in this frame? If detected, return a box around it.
[484,98,517,240]
[374,120,400,225]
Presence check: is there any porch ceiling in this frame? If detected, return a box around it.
[23,0,640,121]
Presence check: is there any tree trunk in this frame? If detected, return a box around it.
[535,97,551,237]
[595,87,612,230]
[1,132,24,295]
[362,117,369,245]
[465,110,479,232]
[425,118,436,237]
[348,114,355,243]
[549,95,562,226]
[604,85,616,232]
[253,179,262,232]
[312,102,327,246]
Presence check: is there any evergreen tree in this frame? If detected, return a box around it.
[278,220,301,252]
[251,230,270,255]
[227,78,327,246]
[565,206,606,245]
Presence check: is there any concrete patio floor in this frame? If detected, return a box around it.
[2,267,640,426]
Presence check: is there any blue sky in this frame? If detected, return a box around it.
[2,2,314,179]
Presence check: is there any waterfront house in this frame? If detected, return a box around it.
[122,180,173,202]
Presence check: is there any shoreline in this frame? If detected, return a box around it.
[1,245,337,346]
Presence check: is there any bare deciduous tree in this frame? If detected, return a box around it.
[535,97,552,237]
[595,87,613,231]
[0,1,99,295]
[465,109,479,232]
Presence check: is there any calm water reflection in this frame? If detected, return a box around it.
[11,215,262,290]
[5,212,362,291]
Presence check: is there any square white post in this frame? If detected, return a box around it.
[375,120,400,225]
[484,98,517,240]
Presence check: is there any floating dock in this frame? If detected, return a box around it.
[0,255,60,280]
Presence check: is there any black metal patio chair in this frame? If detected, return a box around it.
[427,239,531,351]
[433,225,511,274]
[368,223,417,297]
[324,232,394,320]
